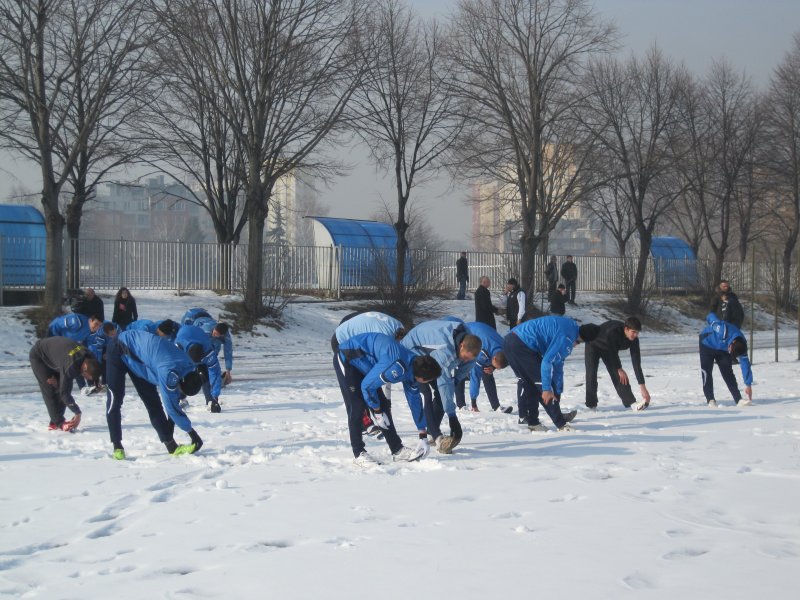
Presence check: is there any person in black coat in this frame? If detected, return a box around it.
[545,255,559,295]
[549,284,567,316]
[474,276,500,329]
[72,287,105,321]
[584,317,651,411]
[456,252,469,300]
[560,255,578,304]
[504,278,526,327]
[710,280,744,328]
[112,287,138,330]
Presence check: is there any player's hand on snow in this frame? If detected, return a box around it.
[640,385,651,404]
[541,390,555,404]
[415,436,430,460]
[62,414,80,432]
[222,371,233,385]
[369,408,391,430]
[617,368,629,385]
[745,385,752,401]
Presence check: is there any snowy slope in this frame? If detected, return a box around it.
[1,291,799,599]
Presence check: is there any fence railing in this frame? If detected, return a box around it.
[0,235,795,300]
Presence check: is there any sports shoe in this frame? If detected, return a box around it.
[737,398,752,406]
[172,443,198,456]
[179,399,190,409]
[470,405,480,412]
[48,422,61,431]
[209,401,222,413]
[631,400,649,412]
[437,435,459,454]
[364,424,382,437]
[707,399,718,407]
[496,405,513,414]
[558,423,575,432]
[562,410,577,423]
[393,446,423,462]
[585,405,598,412]
[518,417,530,426]
[354,451,381,466]
[112,448,126,460]
[528,422,548,432]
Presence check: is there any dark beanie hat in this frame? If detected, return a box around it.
[179,370,202,396]
[157,319,176,335]
[578,323,600,343]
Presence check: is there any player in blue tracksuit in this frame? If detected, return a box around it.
[175,324,223,413]
[699,313,753,406]
[181,307,213,326]
[401,320,482,452]
[47,313,103,344]
[193,316,233,385]
[85,321,120,390]
[503,316,599,431]
[104,330,204,459]
[454,321,512,413]
[127,319,180,340]
[335,333,441,463]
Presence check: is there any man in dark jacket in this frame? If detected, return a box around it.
[29,337,101,431]
[549,284,567,316]
[504,278,525,327]
[72,288,104,321]
[710,280,744,328]
[456,252,469,300]
[545,255,559,295]
[584,317,651,411]
[561,255,578,304]
[474,276,500,329]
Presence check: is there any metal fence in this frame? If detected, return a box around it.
[0,235,794,299]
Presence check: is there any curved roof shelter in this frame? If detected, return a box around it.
[309,216,397,249]
[649,236,697,288]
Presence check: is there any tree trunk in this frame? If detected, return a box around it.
[781,232,797,308]
[65,188,85,291]
[394,217,408,305]
[243,179,267,316]
[42,195,65,314]
[627,230,652,313]
[520,229,542,305]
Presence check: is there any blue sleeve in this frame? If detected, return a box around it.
[739,355,753,386]
[402,382,427,431]
[223,333,233,371]
[360,359,406,409]
[203,351,223,397]
[469,362,483,400]
[159,372,193,433]
[438,372,456,417]
[541,340,571,393]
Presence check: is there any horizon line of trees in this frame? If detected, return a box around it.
[1,0,798,316]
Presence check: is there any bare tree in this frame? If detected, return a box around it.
[348,0,460,305]
[676,61,761,294]
[583,47,685,313]
[0,0,153,310]
[151,0,364,316]
[763,32,800,308]
[447,0,615,298]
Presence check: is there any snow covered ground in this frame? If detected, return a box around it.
[1,291,799,599]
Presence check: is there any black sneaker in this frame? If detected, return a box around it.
[496,406,514,414]
[210,401,222,413]
[562,410,577,423]
[518,417,530,426]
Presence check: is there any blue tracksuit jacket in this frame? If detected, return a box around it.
[335,311,403,343]
[401,320,479,417]
[194,316,233,371]
[181,308,213,326]
[700,313,753,385]
[465,321,504,400]
[175,325,223,397]
[86,321,119,365]
[510,316,580,394]
[116,330,198,432]
[338,333,426,430]
[47,313,91,344]
[127,319,179,340]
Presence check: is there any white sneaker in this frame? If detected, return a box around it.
[354,451,381,466]
[392,446,422,462]
[707,399,718,407]
[631,400,649,412]
[528,423,549,432]
[738,398,752,406]
[558,423,576,432]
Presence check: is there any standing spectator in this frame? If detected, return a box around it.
[72,287,104,321]
[112,287,138,330]
[474,276,500,329]
[456,252,469,300]
[584,317,651,411]
[503,316,598,432]
[561,255,578,304]
[545,255,559,295]
[504,278,526,328]
[549,283,567,315]
[699,313,753,407]
[29,337,100,432]
[710,280,744,328]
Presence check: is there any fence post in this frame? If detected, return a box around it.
[119,238,125,289]
[336,244,342,300]
[773,250,779,363]
[176,240,183,294]
[749,250,755,364]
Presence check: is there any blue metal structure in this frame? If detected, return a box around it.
[0,205,46,286]
[649,236,698,288]
[308,217,411,287]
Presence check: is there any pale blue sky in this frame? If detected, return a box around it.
[2,1,798,246]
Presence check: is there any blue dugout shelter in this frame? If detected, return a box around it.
[650,236,698,288]
[0,204,46,287]
[308,216,411,287]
